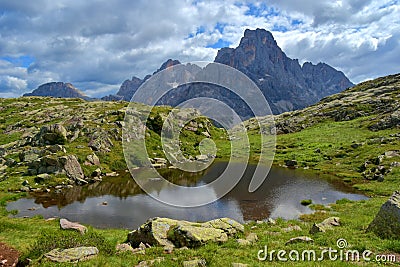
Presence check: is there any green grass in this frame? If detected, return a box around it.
[0,94,400,266]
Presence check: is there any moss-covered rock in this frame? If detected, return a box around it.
[127,217,244,248]
[367,191,400,239]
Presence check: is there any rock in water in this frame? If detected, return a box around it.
[44,247,98,263]
[367,191,400,239]
[128,217,243,248]
[60,218,87,234]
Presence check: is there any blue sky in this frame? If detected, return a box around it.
[0,0,399,97]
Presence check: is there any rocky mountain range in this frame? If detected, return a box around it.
[24,28,354,115]
[23,82,90,100]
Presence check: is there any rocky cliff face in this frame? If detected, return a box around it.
[23,82,90,100]
[214,28,354,114]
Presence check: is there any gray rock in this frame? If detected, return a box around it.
[245,233,258,243]
[37,124,67,145]
[44,246,98,263]
[128,217,243,248]
[19,149,41,162]
[47,144,66,153]
[169,224,228,247]
[60,218,87,234]
[310,217,340,234]
[59,155,86,184]
[88,130,113,152]
[367,191,400,239]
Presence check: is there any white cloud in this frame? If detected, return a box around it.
[0,0,398,97]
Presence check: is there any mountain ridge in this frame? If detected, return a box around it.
[22,29,354,115]
[23,82,91,101]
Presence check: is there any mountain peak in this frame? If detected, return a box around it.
[215,28,354,113]
[242,28,276,44]
[23,82,89,100]
[154,59,181,74]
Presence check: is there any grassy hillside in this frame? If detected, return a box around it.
[0,73,399,266]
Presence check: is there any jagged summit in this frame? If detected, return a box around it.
[214,28,354,113]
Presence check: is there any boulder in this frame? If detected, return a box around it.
[86,153,100,166]
[37,124,67,145]
[59,155,86,184]
[168,224,228,247]
[60,218,87,234]
[367,191,400,239]
[128,217,243,248]
[19,149,41,162]
[88,131,113,152]
[44,247,98,263]
[309,217,340,234]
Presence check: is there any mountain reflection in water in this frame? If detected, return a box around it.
[7,162,368,229]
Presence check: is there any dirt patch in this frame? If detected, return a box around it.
[0,242,19,267]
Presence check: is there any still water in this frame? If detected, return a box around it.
[7,162,368,229]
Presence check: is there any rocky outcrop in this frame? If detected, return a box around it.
[367,191,400,239]
[28,154,87,184]
[60,155,85,183]
[128,217,244,248]
[88,130,114,152]
[23,82,90,100]
[241,73,400,135]
[44,247,98,263]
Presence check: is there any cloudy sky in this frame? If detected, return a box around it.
[0,0,399,98]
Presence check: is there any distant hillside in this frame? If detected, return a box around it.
[245,73,400,134]
[23,82,91,100]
